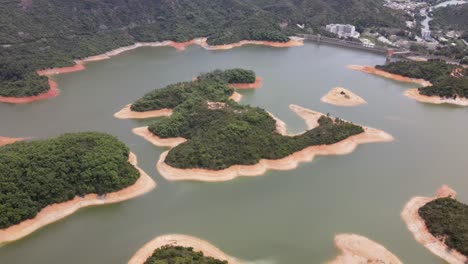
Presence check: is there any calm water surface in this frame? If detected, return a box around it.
[0,43,466,264]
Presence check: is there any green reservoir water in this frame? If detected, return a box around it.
[0,43,466,264]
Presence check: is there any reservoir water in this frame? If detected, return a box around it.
[0,42,467,264]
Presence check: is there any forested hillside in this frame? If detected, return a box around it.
[430,3,468,32]
[0,132,139,228]
[0,0,405,97]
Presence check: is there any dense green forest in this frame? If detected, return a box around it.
[198,69,256,84]
[0,0,405,98]
[419,198,468,256]
[144,245,227,264]
[130,69,364,170]
[376,60,468,98]
[0,132,139,229]
[430,4,468,32]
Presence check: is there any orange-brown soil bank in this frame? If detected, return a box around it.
[328,234,402,264]
[128,234,241,264]
[229,77,263,89]
[347,65,431,87]
[401,185,466,264]
[404,89,468,106]
[153,104,393,182]
[0,80,59,104]
[321,87,367,107]
[199,36,304,50]
[133,126,186,148]
[0,152,156,245]
[0,136,23,146]
[114,92,242,119]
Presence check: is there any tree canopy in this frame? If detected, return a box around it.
[144,245,227,264]
[0,132,139,229]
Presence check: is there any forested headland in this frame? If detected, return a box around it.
[0,0,406,98]
[144,245,227,264]
[430,4,468,32]
[0,132,139,229]
[376,60,468,99]
[129,69,364,170]
[419,197,468,256]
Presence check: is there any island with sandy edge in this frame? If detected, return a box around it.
[401,185,466,264]
[0,152,156,245]
[134,104,393,182]
[128,234,241,264]
[327,234,402,264]
[321,87,367,107]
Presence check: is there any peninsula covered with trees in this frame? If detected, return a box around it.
[0,0,406,98]
[0,132,141,230]
[419,197,468,256]
[144,246,227,264]
[121,68,393,181]
[375,60,468,99]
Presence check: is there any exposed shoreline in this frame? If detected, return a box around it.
[128,234,240,264]
[321,87,367,107]
[140,104,393,182]
[5,37,302,104]
[327,234,402,264]
[0,152,156,245]
[229,77,262,89]
[114,91,242,119]
[401,185,466,264]
[0,80,59,104]
[133,126,186,148]
[348,65,468,107]
[0,136,23,146]
[404,88,468,106]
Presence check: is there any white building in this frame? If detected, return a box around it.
[325,24,360,38]
[360,38,375,48]
[421,29,431,40]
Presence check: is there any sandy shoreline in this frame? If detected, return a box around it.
[0,136,23,146]
[0,152,156,245]
[149,104,393,182]
[348,65,468,107]
[128,234,241,264]
[404,89,468,106]
[133,126,186,148]
[401,185,466,264]
[229,77,263,89]
[321,87,367,107]
[327,234,402,264]
[114,91,242,119]
[6,37,301,104]
[0,80,59,104]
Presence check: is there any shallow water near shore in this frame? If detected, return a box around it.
[0,42,467,263]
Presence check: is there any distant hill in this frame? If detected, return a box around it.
[430,3,468,32]
[0,0,406,97]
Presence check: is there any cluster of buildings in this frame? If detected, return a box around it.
[325,24,360,38]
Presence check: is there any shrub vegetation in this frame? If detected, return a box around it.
[0,132,139,229]
[144,245,227,264]
[419,197,468,256]
[376,60,468,99]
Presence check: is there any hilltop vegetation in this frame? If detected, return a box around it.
[430,4,468,32]
[376,60,468,99]
[131,69,364,170]
[419,198,468,256]
[0,0,405,98]
[0,132,139,229]
[144,245,227,264]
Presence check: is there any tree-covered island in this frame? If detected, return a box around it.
[419,197,468,257]
[128,69,367,171]
[0,132,140,229]
[376,60,468,99]
[144,246,227,264]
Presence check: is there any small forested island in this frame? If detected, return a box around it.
[0,132,155,244]
[402,185,467,264]
[128,234,240,264]
[375,60,468,105]
[120,69,393,181]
